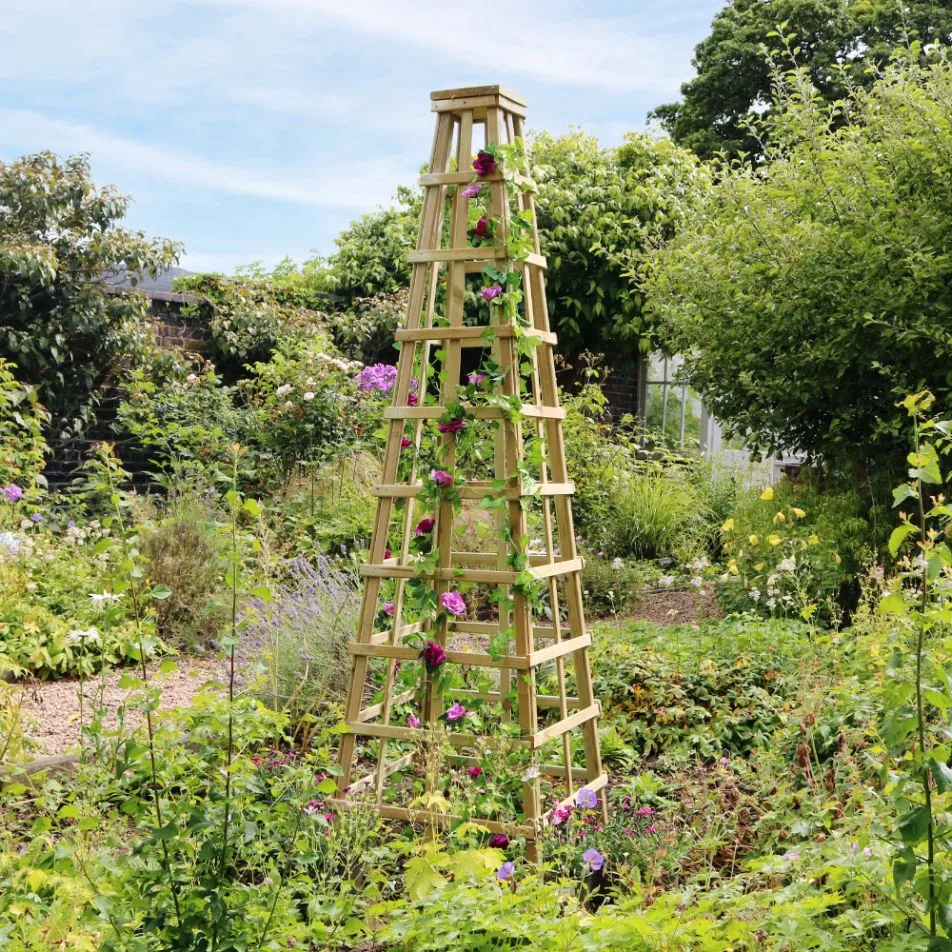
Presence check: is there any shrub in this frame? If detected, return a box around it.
[141,495,228,651]
[581,556,658,616]
[717,478,872,624]
[0,359,48,495]
[241,556,359,721]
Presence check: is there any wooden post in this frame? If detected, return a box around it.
[334,85,605,858]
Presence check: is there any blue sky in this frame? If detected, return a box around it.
[0,0,725,274]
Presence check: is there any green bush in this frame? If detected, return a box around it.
[141,495,228,651]
[581,556,659,616]
[718,477,873,624]
[0,359,48,495]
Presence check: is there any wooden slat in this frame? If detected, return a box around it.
[359,689,414,722]
[407,247,505,264]
[394,325,555,344]
[359,564,519,584]
[382,404,566,421]
[432,94,528,118]
[372,480,573,500]
[332,798,536,838]
[527,632,591,668]
[347,642,531,670]
[429,84,528,107]
[531,704,601,749]
[529,557,584,580]
[349,752,415,791]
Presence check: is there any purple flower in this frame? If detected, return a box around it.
[576,788,598,810]
[407,392,418,406]
[467,766,483,779]
[356,363,398,393]
[422,640,446,671]
[437,418,465,434]
[474,215,489,238]
[461,182,483,199]
[67,519,76,529]
[440,591,466,616]
[1,485,23,503]
[446,702,467,721]
[497,861,515,881]
[415,517,435,535]
[783,851,800,861]
[467,372,487,386]
[582,848,604,872]
[480,284,503,302]
[401,436,413,449]
[430,469,453,487]
[473,151,496,177]
[30,512,42,523]
[489,833,509,849]
[407,713,421,728]
[383,601,395,616]
[635,806,654,816]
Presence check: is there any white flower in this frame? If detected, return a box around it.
[611,557,624,571]
[777,557,796,573]
[658,575,675,589]
[766,597,777,609]
[748,587,761,602]
[89,592,124,607]
[275,384,293,398]
[690,576,703,589]
[689,557,710,571]
[303,391,315,401]
[67,626,101,646]
[522,765,541,781]
[0,531,19,555]
[186,373,198,383]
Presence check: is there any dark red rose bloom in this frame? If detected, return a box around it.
[473,151,496,177]
[489,833,509,849]
[422,640,446,671]
[415,517,435,535]
[474,215,489,238]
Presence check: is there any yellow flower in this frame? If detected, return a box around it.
[754,561,765,571]
[791,507,806,519]
[760,486,774,501]
[834,552,842,564]
[721,518,735,532]
[772,511,786,524]
[748,534,759,546]
[767,534,781,546]
[808,534,820,545]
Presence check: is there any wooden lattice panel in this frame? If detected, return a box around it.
[334,85,605,858]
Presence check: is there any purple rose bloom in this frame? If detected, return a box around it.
[446,701,467,722]
[430,469,453,487]
[582,848,604,872]
[576,787,598,810]
[474,215,489,238]
[489,833,509,849]
[497,860,515,881]
[467,372,487,385]
[383,601,395,616]
[480,284,503,302]
[440,591,466,616]
[401,436,413,449]
[461,182,483,199]
[437,418,465,434]
[422,640,446,671]
[473,151,496,177]
[415,517,435,535]
[1,485,24,503]
[407,713,421,728]
[407,392,418,406]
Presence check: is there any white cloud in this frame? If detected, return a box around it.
[0,107,409,209]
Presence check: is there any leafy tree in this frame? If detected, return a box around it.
[643,53,952,476]
[532,131,700,372]
[172,273,334,381]
[652,0,952,161]
[0,152,180,438]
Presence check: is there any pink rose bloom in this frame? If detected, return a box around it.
[415,517,435,535]
[430,469,452,487]
[383,601,395,616]
[474,215,489,238]
[481,284,503,302]
[422,640,446,670]
[440,591,466,616]
[473,150,496,177]
[446,701,467,721]
[407,713,421,728]
[401,436,412,449]
[384,548,392,559]
[467,372,487,385]
[461,182,482,198]
[437,418,465,434]
[407,392,418,406]
[467,766,483,779]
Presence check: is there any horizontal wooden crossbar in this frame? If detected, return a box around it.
[358,559,584,585]
[407,248,504,264]
[350,752,414,792]
[394,325,555,344]
[382,404,566,421]
[331,798,536,838]
[430,84,528,107]
[448,753,593,782]
[431,94,528,118]
[372,480,573,500]
[531,704,601,749]
[448,689,582,710]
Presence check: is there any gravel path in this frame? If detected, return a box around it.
[14,657,225,758]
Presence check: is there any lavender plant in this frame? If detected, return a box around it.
[242,555,359,720]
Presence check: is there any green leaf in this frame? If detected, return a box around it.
[878,592,907,615]
[150,584,172,600]
[892,484,919,507]
[931,758,952,793]
[316,778,338,795]
[892,846,918,887]
[888,523,919,557]
[898,805,931,845]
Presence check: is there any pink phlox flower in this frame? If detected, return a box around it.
[635,806,654,816]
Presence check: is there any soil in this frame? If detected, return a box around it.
[624,587,722,626]
[13,656,225,758]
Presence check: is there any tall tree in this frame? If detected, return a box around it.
[0,152,180,439]
[643,53,952,476]
[652,0,952,161]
